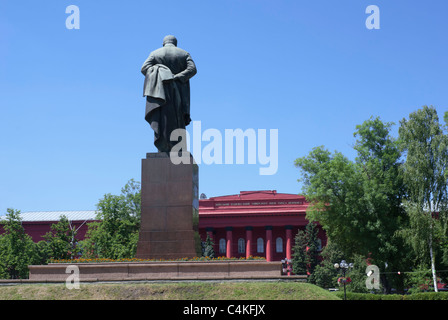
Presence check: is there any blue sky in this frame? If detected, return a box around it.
[0,0,447,214]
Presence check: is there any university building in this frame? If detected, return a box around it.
[0,190,327,262]
[198,190,326,261]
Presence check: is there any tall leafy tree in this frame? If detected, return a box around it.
[398,106,448,292]
[295,146,362,256]
[0,209,39,279]
[353,117,409,292]
[295,117,408,292]
[81,179,141,259]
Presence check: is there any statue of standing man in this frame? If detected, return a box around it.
[141,35,197,153]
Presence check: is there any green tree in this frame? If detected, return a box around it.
[311,240,344,288]
[292,228,307,275]
[0,209,39,279]
[305,222,320,277]
[345,254,372,293]
[80,179,141,259]
[398,106,448,292]
[41,215,79,261]
[295,117,409,293]
[292,222,320,278]
[295,146,361,256]
[353,117,409,293]
[405,264,434,294]
[202,234,215,259]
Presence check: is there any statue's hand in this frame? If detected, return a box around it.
[173,73,184,82]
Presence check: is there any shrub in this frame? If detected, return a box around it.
[336,291,448,300]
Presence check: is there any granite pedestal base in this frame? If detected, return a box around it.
[135,152,200,260]
[28,260,286,282]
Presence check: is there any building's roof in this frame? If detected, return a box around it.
[199,190,308,216]
[0,210,99,222]
[205,190,306,201]
[198,191,310,228]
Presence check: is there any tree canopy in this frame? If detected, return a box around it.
[294,109,448,292]
[80,179,141,259]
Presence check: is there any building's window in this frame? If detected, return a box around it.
[276,237,283,253]
[219,238,226,254]
[257,238,264,253]
[238,238,245,253]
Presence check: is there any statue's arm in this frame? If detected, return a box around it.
[174,53,197,83]
[141,54,155,75]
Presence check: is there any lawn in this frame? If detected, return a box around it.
[0,281,340,300]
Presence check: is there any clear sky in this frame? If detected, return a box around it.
[0,0,447,214]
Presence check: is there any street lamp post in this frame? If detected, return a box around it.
[281,258,292,276]
[334,260,353,300]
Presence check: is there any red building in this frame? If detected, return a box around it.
[198,190,326,261]
[0,211,98,242]
[1,191,327,262]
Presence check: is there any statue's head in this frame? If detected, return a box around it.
[163,35,177,47]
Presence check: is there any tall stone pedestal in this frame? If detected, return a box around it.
[135,152,200,260]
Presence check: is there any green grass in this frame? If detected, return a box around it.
[0,281,340,300]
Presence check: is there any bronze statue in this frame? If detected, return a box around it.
[141,35,197,153]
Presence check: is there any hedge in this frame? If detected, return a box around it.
[336,291,448,300]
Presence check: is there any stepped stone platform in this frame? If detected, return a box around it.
[28,260,286,282]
